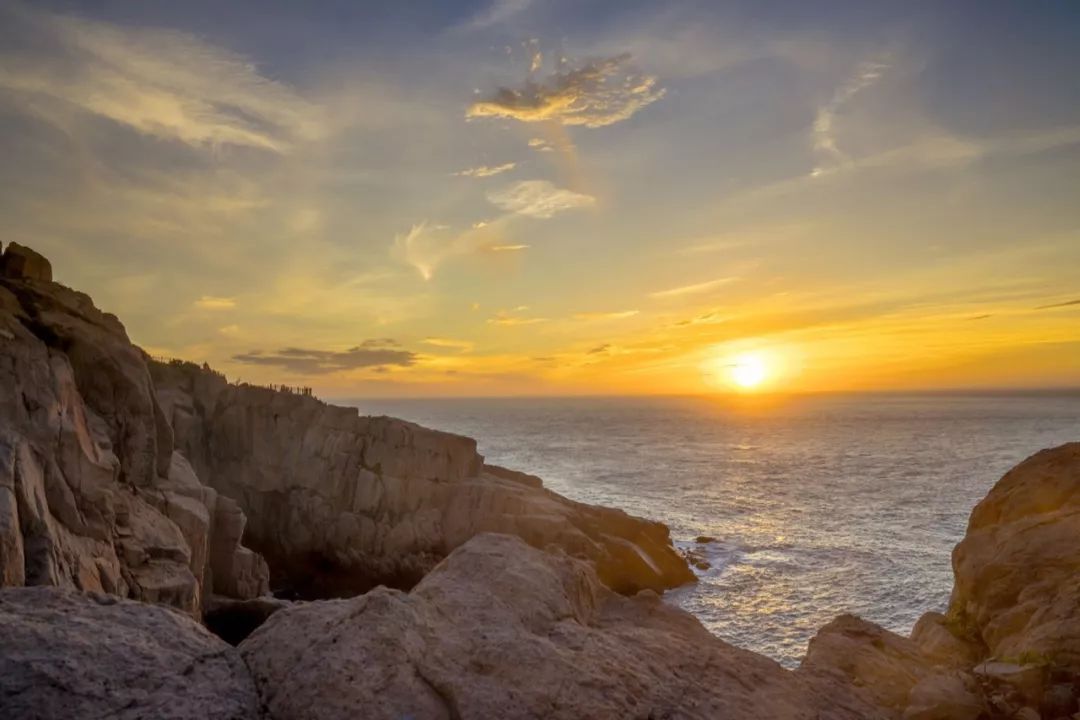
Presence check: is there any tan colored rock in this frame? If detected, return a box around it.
[902,674,983,720]
[0,586,260,719]
[241,533,886,720]
[800,614,938,712]
[0,248,266,615]
[911,612,978,669]
[152,360,695,599]
[0,242,52,282]
[949,443,1080,670]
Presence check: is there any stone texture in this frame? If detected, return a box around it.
[949,443,1080,671]
[0,586,260,720]
[801,614,941,713]
[0,242,52,283]
[0,255,265,615]
[241,533,886,720]
[152,359,695,599]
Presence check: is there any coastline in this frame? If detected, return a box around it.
[2,241,1079,719]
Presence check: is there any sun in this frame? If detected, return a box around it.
[728,353,768,390]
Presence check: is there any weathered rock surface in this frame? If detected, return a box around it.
[949,442,1080,672]
[242,532,887,720]
[0,250,266,614]
[151,359,695,599]
[0,586,260,720]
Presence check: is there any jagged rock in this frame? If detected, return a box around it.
[151,360,695,599]
[910,612,979,669]
[0,586,260,719]
[902,674,983,720]
[801,614,939,712]
[950,443,1080,671]
[241,533,886,720]
[0,251,266,615]
[0,242,52,282]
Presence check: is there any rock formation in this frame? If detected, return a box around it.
[1,243,1078,719]
[241,532,887,720]
[0,242,267,615]
[150,359,694,598]
[0,586,260,719]
[798,443,1080,719]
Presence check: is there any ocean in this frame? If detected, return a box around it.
[349,392,1080,667]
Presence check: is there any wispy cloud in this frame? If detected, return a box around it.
[194,295,237,310]
[454,162,516,178]
[528,137,554,152]
[487,180,595,218]
[457,0,532,31]
[675,310,728,326]
[650,277,737,299]
[1035,298,1080,310]
[488,307,547,326]
[393,219,511,279]
[812,58,890,176]
[0,6,322,153]
[487,244,530,252]
[467,53,665,128]
[232,343,415,374]
[423,337,475,352]
[573,310,639,321]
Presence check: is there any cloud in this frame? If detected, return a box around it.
[573,310,639,321]
[393,219,516,279]
[194,295,237,310]
[488,307,547,326]
[457,0,532,31]
[812,58,890,176]
[1035,299,1080,310]
[454,162,516,178]
[650,277,737,299]
[232,344,416,374]
[675,310,728,326]
[528,137,554,152]
[487,180,595,218]
[467,53,665,128]
[0,6,322,153]
[423,337,474,352]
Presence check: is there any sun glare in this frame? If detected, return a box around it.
[728,353,769,390]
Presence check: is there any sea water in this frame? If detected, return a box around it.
[349,393,1080,667]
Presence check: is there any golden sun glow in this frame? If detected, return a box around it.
[728,353,769,390]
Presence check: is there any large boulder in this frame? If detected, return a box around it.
[152,359,694,599]
[949,443,1080,670]
[241,533,885,720]
[0,586,260,720]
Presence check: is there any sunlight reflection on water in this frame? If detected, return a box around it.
[350,392,1080,667]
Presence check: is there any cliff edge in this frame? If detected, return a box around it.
[1,242,1077,719]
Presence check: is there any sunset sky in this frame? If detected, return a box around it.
[2,0,1078,396]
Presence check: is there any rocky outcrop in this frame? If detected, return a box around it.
[241,532,886,720]
[151,359,694,599]
[949,443,1080,669]
[800,443,1080,719]
[0,246,266,615]
[3,243,1079,719]
[0,586,260,719]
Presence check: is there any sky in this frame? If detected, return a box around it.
[1,0,1079,397]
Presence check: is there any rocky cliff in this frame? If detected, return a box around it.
[149,358,694,598]
[0,240,692,613]
[0,242,267,616]
[1,242,1078,720]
